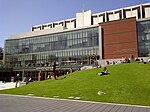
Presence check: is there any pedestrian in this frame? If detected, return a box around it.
[15,74,19,88]
[28,76,32,82]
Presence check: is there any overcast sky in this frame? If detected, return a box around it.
[0,0,150,48]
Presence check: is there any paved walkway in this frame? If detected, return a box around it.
[0,94,149,112]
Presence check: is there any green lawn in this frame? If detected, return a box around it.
[0,63,150,106]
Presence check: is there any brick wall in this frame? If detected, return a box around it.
[99,17,138,59]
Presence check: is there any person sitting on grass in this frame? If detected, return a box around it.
[138,58,147,64]
[97,67,109,76]
[28,76,33,83]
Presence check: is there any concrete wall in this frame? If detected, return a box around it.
[114,11,121,20]
[92,3,150,24]
[144,6,150,18]
[10,25,98,40]
[76,10,91,28]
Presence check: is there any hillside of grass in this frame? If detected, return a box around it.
[0,63,150,106]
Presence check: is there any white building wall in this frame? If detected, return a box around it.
[76,10,91,27]
[66,22,71,29]
[132,9,138,19]
[114,12,120,20]
[125,10,132,18]
[145,7,150,18]
[98,15,104,23]
[108,13,114,21]
[55,24,62,28]
[76,13,84,27]
[92,14,105,25]
[84,10,92,26]
[70,21,75,28]
[93,16,98,25]
[43,26,50,30]
[98,26,102,60]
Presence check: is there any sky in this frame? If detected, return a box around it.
[0,0,150,48]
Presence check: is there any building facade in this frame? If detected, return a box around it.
[3,3,150,80]
[5,26,99,69]
[4,26,100,80]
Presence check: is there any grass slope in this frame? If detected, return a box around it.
[0,63,150,106]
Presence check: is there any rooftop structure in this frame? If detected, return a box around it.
[31,3,150,31]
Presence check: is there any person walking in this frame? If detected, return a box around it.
[15,74,19,88]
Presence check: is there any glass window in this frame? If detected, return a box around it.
[5,27,99,67]
[137,20,150,57]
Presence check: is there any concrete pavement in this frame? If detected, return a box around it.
[0,94,149,112]
[0,82,17,90]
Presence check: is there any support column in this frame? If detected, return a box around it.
[45,71,47,80]
[140,5,143,19]
[122,9,124,19]
[98,26,103,60]
[38,70,41,81]
[22,70,24,81]
[105,12,107,22]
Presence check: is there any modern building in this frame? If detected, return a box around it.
[3,3,150,81]
[0,47,3,65]
[0,47,13,82]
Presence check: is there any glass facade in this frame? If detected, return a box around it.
[137,19,150,57]
[4,27,99,71]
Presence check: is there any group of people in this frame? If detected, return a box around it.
[106,60,117,65]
